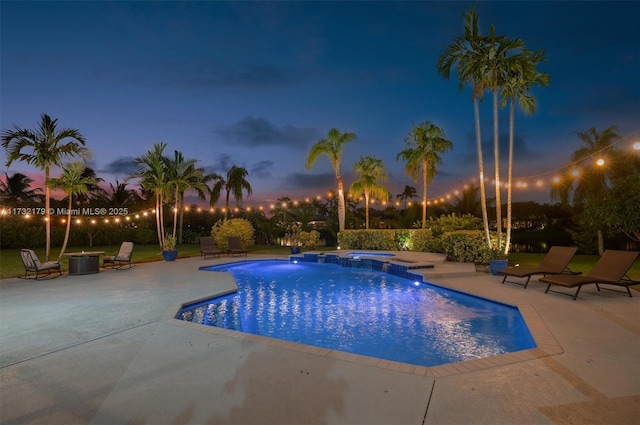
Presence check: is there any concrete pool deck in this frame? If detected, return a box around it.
[1,253,638,424]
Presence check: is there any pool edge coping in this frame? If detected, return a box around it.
[160,260,563,378]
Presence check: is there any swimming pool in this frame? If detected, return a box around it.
[342,251,395,259]
[177,260,535,367]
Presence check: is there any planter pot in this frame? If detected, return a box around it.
[162,250,178,261]
[290,246,301,255]
[489,259,509,276]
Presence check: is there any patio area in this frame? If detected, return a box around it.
[1,253,638,424]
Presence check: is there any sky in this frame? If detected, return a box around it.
[2,1,639,209]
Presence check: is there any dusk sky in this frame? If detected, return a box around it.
[2,1,639,208]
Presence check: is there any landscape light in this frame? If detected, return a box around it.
[596,158,605,166]
[633,141,640,151]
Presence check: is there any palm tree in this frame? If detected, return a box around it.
[305,128,356,232]
[446,183,481,216]
[437,5,492,248]
[167,150,208,241]
[103,180,141,208]
[349,156,389,229]
[209,165,252,218]
[48,162,95,261]
[2,113,89,260]
[74,167,106,205]
[551,126,620,253]
[0,172,43,206]
[481,26,526,250]
[131,142,171,251]
[501,49,549,254]
[396,185,417,212]
[396,121,453,229]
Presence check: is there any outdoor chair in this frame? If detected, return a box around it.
[540,250,639,300]
[20,249,62,279]
[498,246,578,288]
[200,236,222,259]
[103,241,134,269]
[227,237,248,257]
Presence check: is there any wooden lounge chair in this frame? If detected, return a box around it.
[200,236,221,259]
[498,246,578,288]
[20,249,62,279]
[227,236,248,257]
[103,241,134,269]
[540,250,639,300]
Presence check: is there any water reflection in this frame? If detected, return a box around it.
[179,261,535,367]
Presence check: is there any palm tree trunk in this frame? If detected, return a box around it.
[155,193,163,251]
[172,188,178,238]
[493,84,502,249]
[505,100,515,255]
[421,160,427,229]
[58,197,73,261]
[474,98,491,248]
[337,175,346,231]
[364,192,370,229]
[225,189,231,219]
[597,229,604,255]
[45,166,51,261]
[178,193,185,244]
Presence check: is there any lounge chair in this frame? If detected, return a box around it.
[498,246,578,288]
[20,249,62,279]
[200,236,222,259]
[227,237,248,257]
[103,241,134,269]
[540,250,639,300]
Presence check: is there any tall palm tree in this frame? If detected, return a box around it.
[481,26,526,250]
[396,185,417,212]
[131,142,171,251]
[305,128,356,232]
[349,156,389,229]
[396,121,453,229]
[167,150,208,242]
[501,49,549,254]
[437,5,492,247]
[1,113,89,260]
[48,162,95,261]
[209,165,252,218]
[0,172,43,206]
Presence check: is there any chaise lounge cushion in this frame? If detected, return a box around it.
[540,250,639,300]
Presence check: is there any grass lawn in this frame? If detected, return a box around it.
[2,246,639,290]
[0,243,295,279]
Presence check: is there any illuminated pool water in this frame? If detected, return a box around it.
[177,260,535,367]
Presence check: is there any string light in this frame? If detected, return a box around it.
[1,133,637,222]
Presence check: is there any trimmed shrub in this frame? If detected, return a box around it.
[338,230,396,250]
[211,218,255,250]
[407,229,441,252]
[299,230,320,249]
[441,230,490,263]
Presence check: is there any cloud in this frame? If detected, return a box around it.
[204,154,234,175]
[101,157,137,175]
[215,116,317,147]
[279,171,335,190]
[250,160,274,179]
